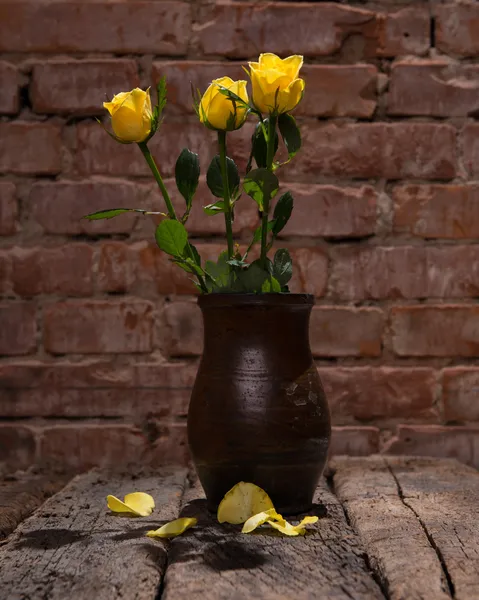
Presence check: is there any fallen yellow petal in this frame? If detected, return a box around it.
[217,482,275,524]
[242,508,283,533]
[107,492,155,517]
[268,514,319,536]
[146,517,198,539]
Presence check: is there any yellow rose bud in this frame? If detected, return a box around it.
[103,88,153,143]
[199,77,249,131]
[248,53,305,115]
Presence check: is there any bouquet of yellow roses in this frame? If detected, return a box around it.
[85,53,305,294]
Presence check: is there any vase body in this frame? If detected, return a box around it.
[187,294,331,515]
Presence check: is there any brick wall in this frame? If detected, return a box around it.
[1,0,479,473]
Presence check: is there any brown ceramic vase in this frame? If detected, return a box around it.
[187,293,331,515]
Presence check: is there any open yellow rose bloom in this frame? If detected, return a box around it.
[199,77,249,131]
[103,88,153,143]
[248,53,305,114]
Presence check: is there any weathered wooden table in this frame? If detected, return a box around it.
[1,456,478,599]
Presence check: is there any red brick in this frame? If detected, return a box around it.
[39,422,189,469]
[77,120,253,179]
[0,123,62,175]
[443,368,479,422]
[198,3,427,58]
[151,179,259,238]
[0,425,36,472]
[330,427,380,457]
[77,121,213,178]
[332,246,479,301]
[0,250,11,294]
[44,300,154,354]
[383,425,479,468]
[462,124,479,178]
[388,60,479,117]
[31,59,140,116]
[436,4,479,57]
[11,245,93,297]
[0,360,195,418]
[393,184,479,240]
[28,180,146,235]
[391,305,479,357]
[163,302,202,357]
[284,123,456,181]
[198,2,377,57]
[286,247,329,297]
[0,302,36,356]
[0,61,19,115]
[310,307,384,357]
[154,61,377,118]
[375,7,430,57]
[273,184,377,239]
[319,367,437,423]
[0,2,191,54]
[0,181,18,235]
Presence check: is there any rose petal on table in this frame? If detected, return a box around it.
[242,508,283,533]
[146,517,198,539]
[107,492,155,517]
[217,482,275,524]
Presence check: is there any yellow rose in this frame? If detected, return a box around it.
[103,88,153,143]
[199,77,249,131]
[248,53,305,115]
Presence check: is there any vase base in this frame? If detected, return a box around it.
[194,457,328,517]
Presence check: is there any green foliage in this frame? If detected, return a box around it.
[206,155,240,198]
[272,191,294,236]
[83,208,155,220]
[261,277,281,293]
[155,219,188,257]
[243,168,279,211]
[175,148,200,213]
[273,249,293,286]
[205,251,232,291]
[203,200,225,216]
[248,119,279,172]
[278,113,301,162]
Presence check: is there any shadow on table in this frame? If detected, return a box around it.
[14,528,90,550]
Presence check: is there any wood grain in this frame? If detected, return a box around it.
[388,456,479,600]
[0,468,187,599]
[0,472,70,541]
[332,455,451,600]
[161,475,385,600]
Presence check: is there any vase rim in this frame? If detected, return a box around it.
[197,293,314,308]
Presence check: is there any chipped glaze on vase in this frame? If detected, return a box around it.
[187,294,331,515]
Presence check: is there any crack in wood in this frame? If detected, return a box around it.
[385,459,455,599]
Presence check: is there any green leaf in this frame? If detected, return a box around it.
[175,148,200,211]
[188,243,201,267]
[273,249,293,286]
[243,168,279,211]
[217,86,250,110]
[205,251,231,291]
[203,200,225,216]
[250,119,279,171]
[83,208,154,220]
[236,262,269,293]
[278,113,301,161]
[156,76,167,121]
[227,258,247,268]
[155,219,188,257]
[261,276,281,293]
[206,155,240,198]
[272,191,294,236]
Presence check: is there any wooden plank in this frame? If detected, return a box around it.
[161,475,385,600]
[0,472,71,541]
[0,467,188,599]
[387,456,479,600]
[332,456,451,600]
